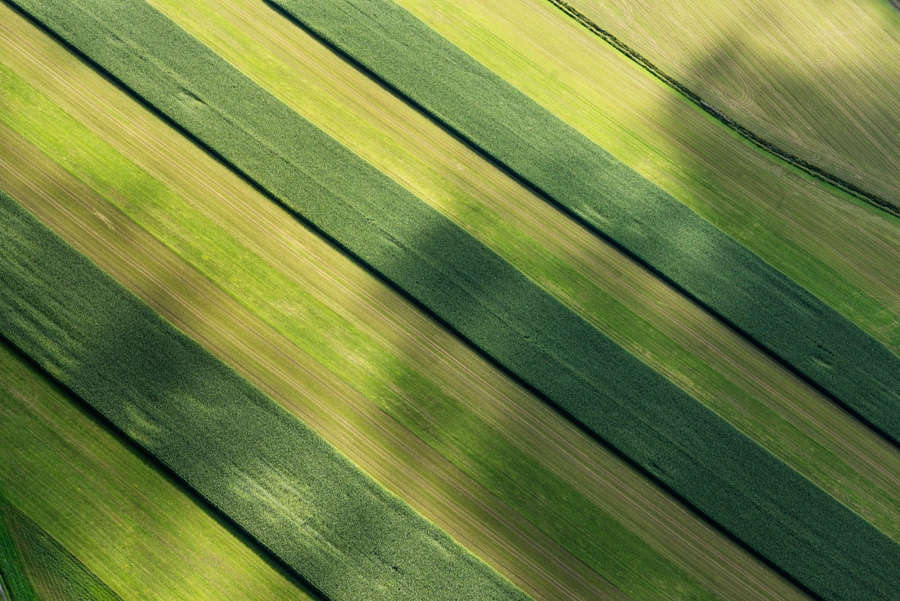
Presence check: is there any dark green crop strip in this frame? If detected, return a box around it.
[5,1,900,599]
[270,0,900,451]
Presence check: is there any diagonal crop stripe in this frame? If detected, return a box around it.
[0,189,532,601]
[4,1,899,599]
[0,495,124,601]
[268,0,900,452]
[0,497,37,601]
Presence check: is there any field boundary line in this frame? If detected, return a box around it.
[545,0,900,220]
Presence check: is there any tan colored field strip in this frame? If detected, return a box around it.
[0,7,811,600]
[121,0,900,539]
[0,126,622,601]
[557,0,900,205]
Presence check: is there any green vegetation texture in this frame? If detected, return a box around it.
[0,63,710,600]
[0,499,122,601]
[271,0,900,448]
[0,499,37,601]
[0,189,530,601]
[7,1,899,599]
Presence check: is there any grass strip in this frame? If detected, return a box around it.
[269,0,900,450]
[0,500,37,601]
[0,188,531,601]
[7,1,900,599]
[544,0,900,219]
[0,498,122,601]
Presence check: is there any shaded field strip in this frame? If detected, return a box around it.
[0,496,124,601]
[546,0,900,219]
[9,1,899,600]
[0,190,531,601]
[270,0,900,452]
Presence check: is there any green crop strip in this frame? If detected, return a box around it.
[0,500,37,601]
[0,190,531,601]
[6,1,899,599]
[268,0,900,451]
[0,499,123,601]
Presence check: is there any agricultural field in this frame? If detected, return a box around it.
[0,1,898,600]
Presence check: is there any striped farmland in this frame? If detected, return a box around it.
[270,0,900,449]
[3,1,900,599]
[1,0,899,600]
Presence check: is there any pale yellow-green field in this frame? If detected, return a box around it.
[563,0,900,206]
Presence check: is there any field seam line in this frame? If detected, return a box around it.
[543,0,900,220]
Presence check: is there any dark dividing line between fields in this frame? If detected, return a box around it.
[261,0,900,460]
[546,0,900,221]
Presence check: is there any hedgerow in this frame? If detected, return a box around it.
[6,1,900,599]
[0,189,531,601]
